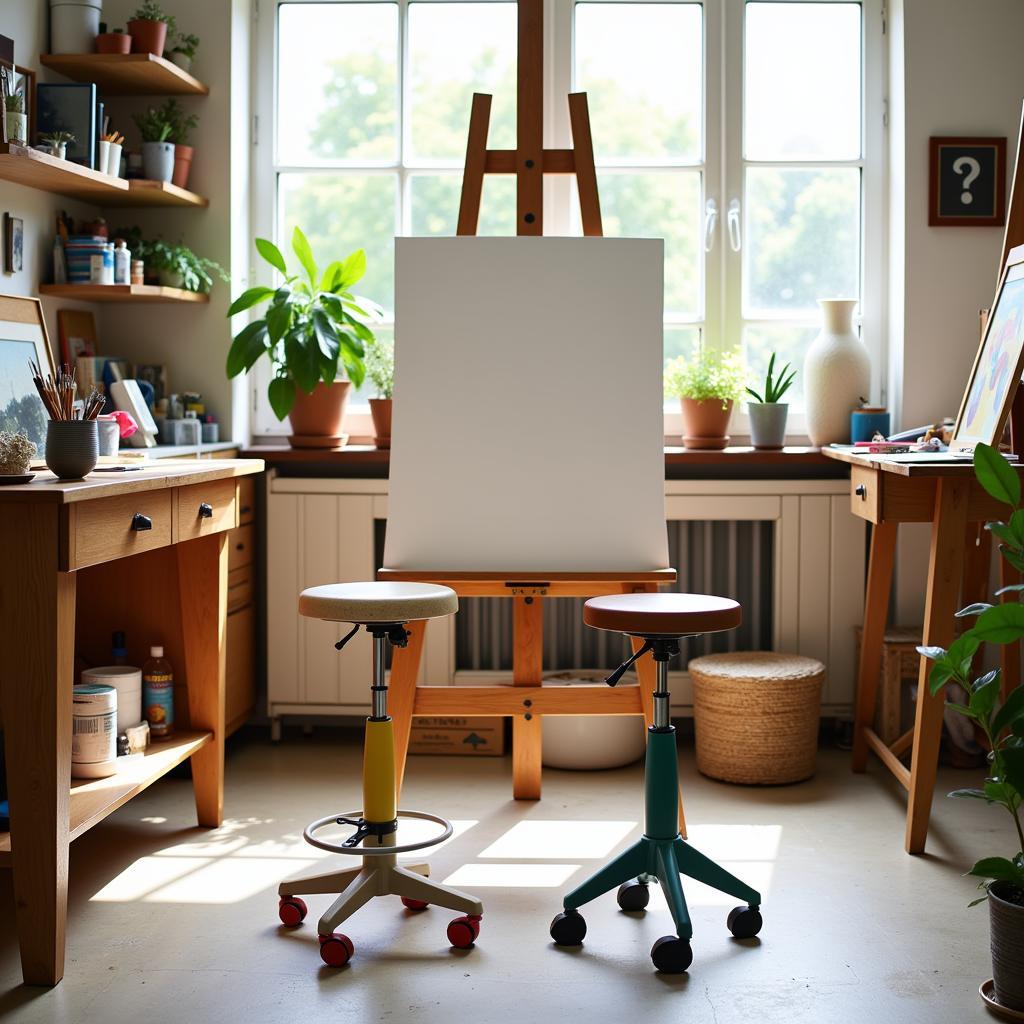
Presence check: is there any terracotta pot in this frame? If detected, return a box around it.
[126,18,167,57]
[680,397,733,450]
[369,398,392,449]
[96,32,132,54]
[288,381,352,444]
[991,881,1024,1011]
[171,144,193,189]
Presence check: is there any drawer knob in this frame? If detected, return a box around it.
[131,512,153,531]
[855,484,867,499]
[199,502,214,519]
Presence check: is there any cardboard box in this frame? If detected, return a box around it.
[408,716,506,756]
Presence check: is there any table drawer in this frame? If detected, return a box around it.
[64,490,173,570]
[228,523,255,572]
[176,478,237,542]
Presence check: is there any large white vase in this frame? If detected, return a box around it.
[803,299,870,446]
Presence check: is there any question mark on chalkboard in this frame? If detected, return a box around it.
[953,156,982,205]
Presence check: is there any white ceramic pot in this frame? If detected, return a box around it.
[141,140,175,182]
[50,0,102,54]
[169,51,192,73]
[803,299,870,446]
[5,112,27,143]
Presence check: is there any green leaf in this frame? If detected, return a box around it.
[969,670,1002,721]
[320,261,344,293]
[968,856,1024,882]
[975,442,1021,506]
[993,685,1024,737]
[225,320,267,378]
[266,301,293,346]
[929,660,956,695]
[974,603,1024,643]
[948,788,989,800]
[987,522,1017,547]
[255,237,288,276]
[226,286,275,318]
[267,377,296,420]
[955,602,994,618]
[1001,546,1024,574]
[917,645,948,661]
[292,226,318,286]
[995,583,1024,596]
[340,248,367,288]
[968,895,990,907]
[319,294,347,322]
[283,331,320,394]
[311,309,340,362]
[1005,746,1024,795]
[1010,509,1024,547]
[745,387,765,404]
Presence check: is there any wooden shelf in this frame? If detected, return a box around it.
[39,283,210,304]
[39,52,209,96]
[0,729,212,864]
[0,143,207,207]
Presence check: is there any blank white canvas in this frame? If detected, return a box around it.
[383,236,669,572]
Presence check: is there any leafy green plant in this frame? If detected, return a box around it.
[160,99,198,146]
[4,93,23,113]
[146,240,227,294]
[225,227,380,420]
[746,352,796,405]
[132,1,176,33]
[133,105,173,143]
[171,31,200,60]
[365,336,394,399]
[664,347,747,406]
[917,442,1024,905]
[40,130,75,147]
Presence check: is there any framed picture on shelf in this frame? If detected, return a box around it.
[929,136,1007,227]
[3,213,23,272]
[56,309,97,364]
[0,295,56,450]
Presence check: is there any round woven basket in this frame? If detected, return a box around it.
[689,651,824,785]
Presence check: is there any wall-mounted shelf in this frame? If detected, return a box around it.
[39,52,209,96]
[0,143,208,207]
[39,283,210,304]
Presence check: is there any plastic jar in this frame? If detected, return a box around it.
[72,683,118,778]
[81,665,142,732]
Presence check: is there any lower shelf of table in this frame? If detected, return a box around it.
[0,729,211,865]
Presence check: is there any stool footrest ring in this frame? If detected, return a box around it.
[303,808,454,856]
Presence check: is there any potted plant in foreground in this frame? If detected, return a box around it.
[365,335,394,449]
[917,443,1024,1015]
[127,1,176,57]
[746,353,796,450]
[226,227,379,448]
[665,347,746,450]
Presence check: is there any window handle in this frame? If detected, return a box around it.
[704,199,718,253]
[727,199,742,252]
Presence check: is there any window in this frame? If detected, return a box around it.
[253,0,882,437]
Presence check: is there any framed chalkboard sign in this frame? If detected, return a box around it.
[929,136,1007,226]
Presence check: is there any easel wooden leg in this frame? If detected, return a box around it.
[512,595,543,799]
[906,479,969,854]
[852,521,898,772]
[388,618,427,801]
[999,556,1021,701]
[568,92,602,236]
[456,93,491,236]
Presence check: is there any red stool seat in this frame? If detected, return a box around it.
[583,593,741,637]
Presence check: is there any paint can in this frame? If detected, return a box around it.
[81,666,142,732]
[72,683,118,779]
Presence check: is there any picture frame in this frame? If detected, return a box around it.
[929,136,1007,227]
[57,309,97,365]
[3,212,23,272]
[951,243,1024,454]
[0,295,56,451]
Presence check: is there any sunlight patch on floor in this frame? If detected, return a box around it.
[443,863,581,887]
[478,820,638,859]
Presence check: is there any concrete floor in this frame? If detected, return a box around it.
[0,731,1005,1024]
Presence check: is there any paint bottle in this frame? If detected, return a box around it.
[113,239,130,285]
[142,645,174,738]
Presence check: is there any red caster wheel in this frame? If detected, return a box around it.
[278,896,307,927]
[401,896,429,911]
[318,932,354,967]
[447,914,481,949]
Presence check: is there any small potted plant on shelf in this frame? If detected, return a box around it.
[96,26,132,54]
[917,444,1024,1016]
[664,346,746,450]
[4,92,26,144]
[127,1,176,58]
[226,227,380,448]
[39,131,75,160]
[168,31,199,73]
[162,99,198,189]
[365,335,394,449]
[133,105,174,182]
[146,240,226,293]
[745,352,796,451]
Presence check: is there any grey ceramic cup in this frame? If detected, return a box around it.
[46,420,99,479]
[97,419,120,456]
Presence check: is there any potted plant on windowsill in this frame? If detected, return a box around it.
[917,444,1024,1016]
[133,105,174,182]
[365,335,394,449]
[745,353,796,451]
[127,1,176,57]
[226,227,379,448]
[168,31,199,73]
[665,347,746,450]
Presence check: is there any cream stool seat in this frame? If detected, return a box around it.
[298,581,458,624]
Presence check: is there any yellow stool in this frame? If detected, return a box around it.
[277,582,484,967]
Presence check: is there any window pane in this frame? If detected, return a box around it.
[745,2,861,160]
[743,324,824,411]
[744,167,860,316]
[278,3,398,164]
[575,3,702,163]
[664,326,702,391]
[408,174,516,237]
[594,171,702,319]
[408,2,517,162]
[350,324,394,405]
[278,173,398,313]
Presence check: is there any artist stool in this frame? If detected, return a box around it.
[550,593,763,974]
[277,582,484,967]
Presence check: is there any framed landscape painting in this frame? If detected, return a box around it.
[0,296,55,451]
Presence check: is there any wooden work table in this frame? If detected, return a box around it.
[822,447,1019,853]
[0,458,263,986]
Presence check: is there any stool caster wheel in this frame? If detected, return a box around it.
[651,935,693,974]
[616,879,650,912]
[549,909,586,946]
[318,932,354,967]
[727,905,762,939]
[278,896,307,927]
[447,915,480,949]
[401,897,429,912]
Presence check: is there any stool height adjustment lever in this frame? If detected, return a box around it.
[606,638,680,730]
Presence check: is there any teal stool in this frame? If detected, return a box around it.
[549,592,764,974]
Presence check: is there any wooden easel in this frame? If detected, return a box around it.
[381,0,681,816]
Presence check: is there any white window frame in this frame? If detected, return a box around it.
[250,0,885,443]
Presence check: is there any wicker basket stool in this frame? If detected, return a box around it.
[689,651,825,784]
